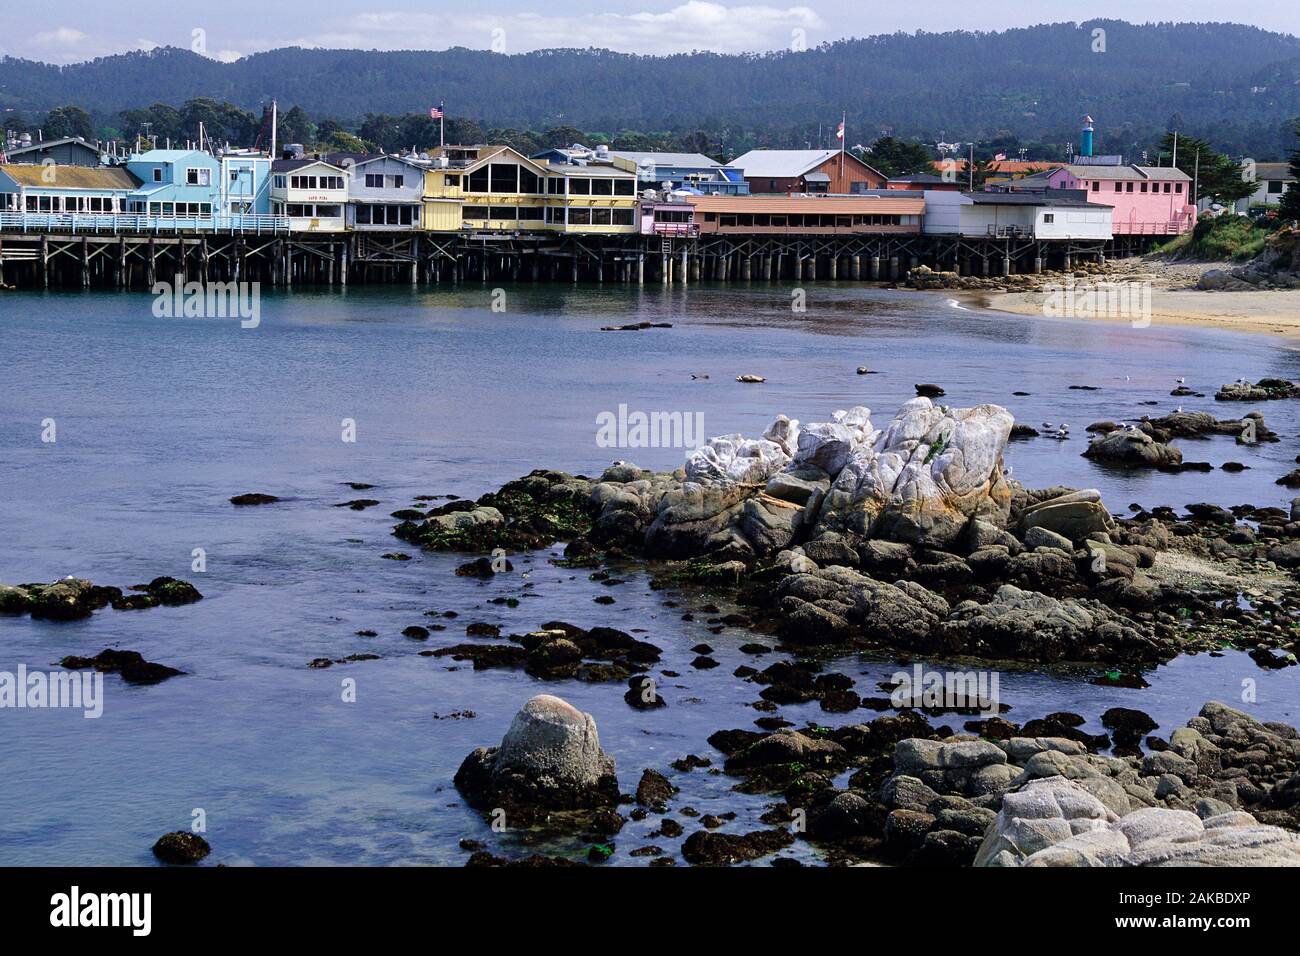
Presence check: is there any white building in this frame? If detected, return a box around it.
[270,158,348,232]
[922,190,1113,240]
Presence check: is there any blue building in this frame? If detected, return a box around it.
[124,149,222,217]
[610,150,750,195]
[219,150,274,216]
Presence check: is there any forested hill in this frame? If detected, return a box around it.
[2,20,1299,149]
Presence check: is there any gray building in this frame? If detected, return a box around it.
[340,154,426,230]
[3,136,104,167]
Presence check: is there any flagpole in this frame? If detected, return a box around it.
[840,110,845,183]
[440,101,445,149]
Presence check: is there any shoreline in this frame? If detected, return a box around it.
[958,286,1300,340]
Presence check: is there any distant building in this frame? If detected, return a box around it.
[219,151,274,216]
[1013,161,1195,235]
[929,159,1066,184]
[922,189,1112,240]
[2,136,103,167]
[887,173,960,192]
[607,150,749,195]
[1239,162,1295,211]
[731,149,887,194]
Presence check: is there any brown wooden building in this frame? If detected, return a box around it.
[730,149,888,194]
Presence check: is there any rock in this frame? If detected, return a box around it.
[973,776,1116,866]
[1016,489,1114,542]
[680,828,794,866]
[0,584,32,613]
[915,383,945,398]
[636,769,677,809]
[60,649,184,684]
[152,831,211,864]
[230,493,279,506]
[454,694,619,818]
[1083,429,1182,468]
[1023,526,1073,551]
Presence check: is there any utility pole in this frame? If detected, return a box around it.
[968,143,974,192]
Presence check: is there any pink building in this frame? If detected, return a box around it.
[1015,162,1195,236]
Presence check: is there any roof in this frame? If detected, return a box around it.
[1255,162,1294,181]
[541,162,635,178]
[889,173,949,184]
[731,149,876,179]
[1059,164,1192,181]
[930,159,1065,175]
[965,191,1110,209]
[272,158,348,173]
[687,194,923,215]
[131,149,213,163]
[6,137,101,157]
[0,163,139,190]
[610,151,723,169]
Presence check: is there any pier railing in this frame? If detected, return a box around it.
[0,212,291,235]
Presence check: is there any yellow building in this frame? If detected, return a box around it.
[421,164,464,232]
[421,145,639,235]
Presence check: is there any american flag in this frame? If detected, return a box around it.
[429,105,444,120]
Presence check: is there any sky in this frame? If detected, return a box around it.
[1,1,1296,64]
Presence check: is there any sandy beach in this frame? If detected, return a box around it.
[947,255,1300,338]
[970,286,1300,338]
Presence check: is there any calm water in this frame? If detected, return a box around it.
[2,282,1299,866]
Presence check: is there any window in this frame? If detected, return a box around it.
[1125,182,1134,192]
[568,208,591,225]
[186,167,211,187]
[1140,183,1148,193]
[274,175,287,189]
[356,205,372,224]
[1175,183,1183,193]
[365,174,383,188]
[1091,181,1099,192]
[1042,213,1055,223]
[592,178,613,196]
[322,176,344,190]
[591,208,612,225]
[517,206,543,221]
[1114,182,1122,192]
[612,208,634,225]
[1268,180,1283,194]
[489,163,518,193]
[519,168,541,194]
[569,178,590,195]
[768,179,776,189]
[468,168,490,192]
[614,179,635,196]
[444,174,460,188]
[489,206,516,220]
[393,174,404,189]
[547,177,564,195]
[1163,183,1172,193]
[153,168,163,182]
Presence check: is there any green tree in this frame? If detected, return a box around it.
[1157,131,1255,206]
[1280,121,1300,222]
[862,136,933,177]
[43,105,93,140]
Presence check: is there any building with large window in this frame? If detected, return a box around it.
[123,149,222,218]
[270,158,349,231]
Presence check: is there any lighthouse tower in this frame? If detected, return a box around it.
[1080,115,1095,158]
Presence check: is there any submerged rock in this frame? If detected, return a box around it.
[60,649,184,684]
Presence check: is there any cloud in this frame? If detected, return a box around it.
[275,3,825,56]
[32,27,88,47]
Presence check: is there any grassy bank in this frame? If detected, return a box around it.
[1154,215,1274,261]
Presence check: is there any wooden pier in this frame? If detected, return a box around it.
[0,229,1123,290]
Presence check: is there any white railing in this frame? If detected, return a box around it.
[0,212,291,234]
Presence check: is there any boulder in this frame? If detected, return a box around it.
[454,694,619,818]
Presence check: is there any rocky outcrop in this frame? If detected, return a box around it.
[3,576,204,621]
[455,695,620,824]
[976,777,1300,866]
[1216,378,1300,402]
[645,398,1014,560]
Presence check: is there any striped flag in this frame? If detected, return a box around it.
[836,121,845,141]
[429,105,444,120]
